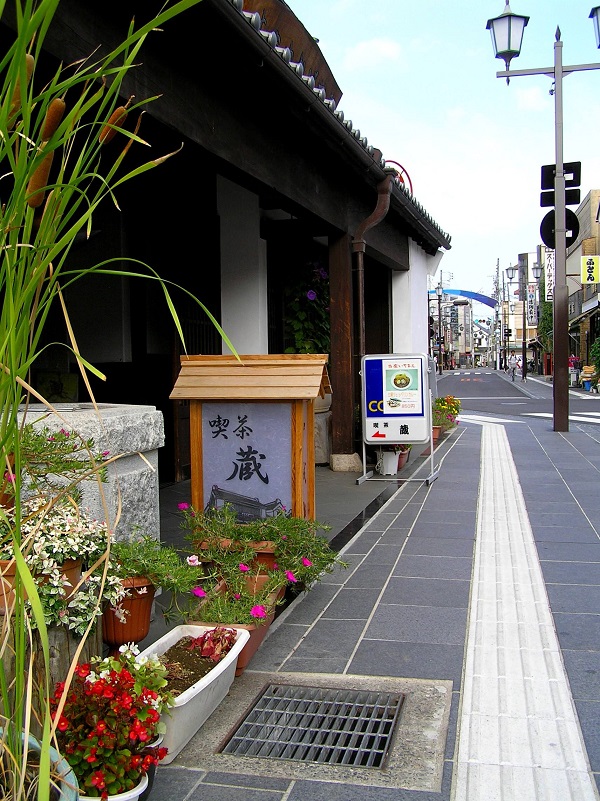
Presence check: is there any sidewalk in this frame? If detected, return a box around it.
[147,419,600,801]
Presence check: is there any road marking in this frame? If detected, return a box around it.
[459,414,525,424]
[524,412,600,425]
[454,423,597,801]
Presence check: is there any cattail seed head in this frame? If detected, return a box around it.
[41,97,66,141]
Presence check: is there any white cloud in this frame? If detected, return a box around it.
[342,38,402,71]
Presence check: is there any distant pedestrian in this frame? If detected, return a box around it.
[507,350,519,382]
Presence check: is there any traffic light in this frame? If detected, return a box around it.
[504,328,512,339]
[429,316,435,339]
[539,162,581,250]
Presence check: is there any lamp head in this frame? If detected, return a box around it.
[590,6,600,49]
[487,2,529,80]
[506,265,517,281]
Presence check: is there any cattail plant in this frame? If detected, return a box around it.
[0,1,235,799]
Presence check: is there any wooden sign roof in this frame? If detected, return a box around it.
[170,354,330,401]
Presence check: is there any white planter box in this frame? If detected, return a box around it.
[138,624,250,764]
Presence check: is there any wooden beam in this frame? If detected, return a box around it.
[329,233,355,454]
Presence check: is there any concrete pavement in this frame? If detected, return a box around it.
[148,392,600,801]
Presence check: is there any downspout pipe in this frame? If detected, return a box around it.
[352,174,393,359]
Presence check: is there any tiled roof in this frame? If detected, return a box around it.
[227,0,451,249]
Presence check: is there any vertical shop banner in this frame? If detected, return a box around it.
[362,354,430,445]
[527,283,537,325]
[545,248,555,302]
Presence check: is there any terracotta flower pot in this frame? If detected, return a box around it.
[432,425,442,443]
[102,577,156,652]
[0,558,81,613]
[397,450,409,470]
[197,538,277,573]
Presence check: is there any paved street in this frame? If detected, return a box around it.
[148,370,600,801]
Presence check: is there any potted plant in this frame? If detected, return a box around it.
[180,504,346,673]
[432,394,461,433]
[0,494,125,633]
[180,503,344,590]
[396,443,412,470]
[137,625,250,764]
[0,730,79,801]
[50,644,173,800]
[103,534,204,651]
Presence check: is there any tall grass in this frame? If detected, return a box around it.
[0,1,229,797]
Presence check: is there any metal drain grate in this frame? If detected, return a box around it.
[221,684,404,768]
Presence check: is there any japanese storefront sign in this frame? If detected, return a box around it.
[545,247,555,302]
[581,255,599,284]
[527,283,538,326]
[362,354,430,445]
[201,402,292,519]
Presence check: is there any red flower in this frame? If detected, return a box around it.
[90,770,106,789]
[57,715,69,732]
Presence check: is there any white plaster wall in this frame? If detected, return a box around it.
[392,241,443,355]
[217,176,268,355]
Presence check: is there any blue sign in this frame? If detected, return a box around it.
[362,354,431,445]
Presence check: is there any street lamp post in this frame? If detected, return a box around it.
[436,283,443,374]
[487,3,600,431]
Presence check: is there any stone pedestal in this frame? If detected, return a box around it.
[314,410,332,465]
[19,403,164,540]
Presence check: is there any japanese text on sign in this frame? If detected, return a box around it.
[545,248,555,302]
[581,255,599,284]
[202,402,292,518]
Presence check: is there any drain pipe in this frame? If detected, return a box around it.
[352,174,394,358]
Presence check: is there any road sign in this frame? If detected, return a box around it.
[540,209,580,250]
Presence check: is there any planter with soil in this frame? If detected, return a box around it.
[137,624,250,764]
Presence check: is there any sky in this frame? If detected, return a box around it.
[287,0,600,313]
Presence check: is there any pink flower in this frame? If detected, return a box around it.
[102,450,110,457]
[285,571,297,583]
[186,555,200,566]
[281,535,287,540]
[272,562,279,570]
[250,605,267,619]
[177,502,190,511]
[3,472,16,484]
[191,586,206,598]
[301,558,312,567]
[239,563,249,572]
[234,593,241,600]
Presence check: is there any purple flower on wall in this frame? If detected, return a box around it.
[306,290,317,301]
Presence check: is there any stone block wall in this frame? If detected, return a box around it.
[19,403,164,541]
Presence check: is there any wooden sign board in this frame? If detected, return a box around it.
[170,355,329,520]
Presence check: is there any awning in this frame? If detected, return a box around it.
[568,310,591,328]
